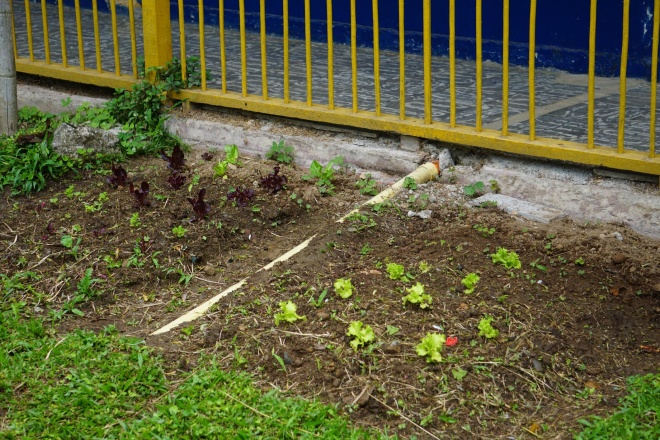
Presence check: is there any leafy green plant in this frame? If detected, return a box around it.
[356,174,378,196]
[302,156,344,195]
[224,144,241,166]
[464,181,485,197]
[461,273,480,294]
[274,301,306,326]
[213,160,228,178]
[402,176,418,190]
[402,282,432,309]
[418,261,431,273]
[266,140,295,164]
[478,315,499,339]
[61,234,82,259]
[386,263,412,282]
[473,224,495,237]
[172,225,187,238]
[416,332,446,363]
[490,247,522,269]
[334,278,354,299]
[76,267,103,299]
[130,212,141,228]
[347,321,375,351]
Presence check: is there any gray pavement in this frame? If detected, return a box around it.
[10,1,659,152]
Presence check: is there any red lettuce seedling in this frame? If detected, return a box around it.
[227,187,255,207]
[167,171,186,190]
[201,152,214,161]
[187,188,211,220]
[107,164,129,188]
[160,144,185,171]
[129,181,150,207]
[259,166,288,194]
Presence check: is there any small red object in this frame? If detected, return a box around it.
[446,336,458,347]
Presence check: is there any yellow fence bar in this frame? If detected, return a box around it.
[588,0,597,148]
[92,0,102,72]
[40,0,50,63]
[239,0,247,97]
[372,0,381,116]
[56,0,66,66]
[16,60,135,88]
[198,0,207,91]
[74,0,84,69]
[219,0,226,93]
[475,0,483,131]
[650,0,659,158]
[260,0,268,99]
[177,88,660,176]
[528,0,537,140]
[110,0,120,75]
[502,0,509,136]
[10,0,17,60]
[398,0,405,120]
[304,0,312,106]
[283,0,289,103]
[128,0,137,78]
[327,0,334,109]
[179,0,187,82]
[142,0,172,73]
[423,0,431,124]
[24,0,34,61]
[449,0,456,127]
[618,0,630,153]
[350,0,357,112]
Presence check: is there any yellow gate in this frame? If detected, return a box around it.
[10,0,660,176]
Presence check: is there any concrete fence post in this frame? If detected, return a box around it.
[0,0,18,135]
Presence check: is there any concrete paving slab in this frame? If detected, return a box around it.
[469,194,566,224]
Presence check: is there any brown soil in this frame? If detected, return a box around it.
[2,152,659,439]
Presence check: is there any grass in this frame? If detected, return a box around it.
[0,302,393,439]
[575,373,660,440]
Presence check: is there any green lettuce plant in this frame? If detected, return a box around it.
[416,333,446,363]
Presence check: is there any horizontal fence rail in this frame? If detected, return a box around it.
[10,0,660,176]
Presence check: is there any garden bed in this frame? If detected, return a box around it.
[2,149,659,438]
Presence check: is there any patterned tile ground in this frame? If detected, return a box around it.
[11,1,658,152]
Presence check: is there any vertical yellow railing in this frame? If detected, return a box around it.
[588,0,597,148]
[618,0,630,153]
[373,0,381,116]
[199,0,207,91]
[74,0,84,69]
[57,0,67,67]
[528,0,537,141]
[350,0,357,112]
[260,0,268,99]
[502,0,509,136]
[398,0,405,120]
[327,0,334,109]
[283,0,290,103]
[475,0,483,132]
[40,0,50,64]
[650,0,659,158]
[128,0,137,78]
[110,0,121,75]
[179,0,187,82]
[92,0,102,72]
[449,0,456,127]
[423,0,432,124]
[239,0,247,97]
[219,0,226,93]
[24,0,34,61]
[304,0,312,106]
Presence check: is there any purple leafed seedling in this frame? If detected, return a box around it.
[167,172,186,190]
[259,166,288,194]
[107,164,129,187]
[227,187,255,207]
[187,188,211,221]
[201,152,214,161]
[160,144,186,171]
[129,181,150,207]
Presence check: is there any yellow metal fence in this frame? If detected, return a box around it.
[11,0,660,176]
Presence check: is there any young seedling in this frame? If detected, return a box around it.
[356,174,378,196]
[224,144,241,165]
[478,315,499,339]
[259,166,288,194]
[402,176,418,190]
[130,212,141,228]
[227,187,255,207]
[334,278,354,299]
[167,171,186,190]
[265,140,295,164]
[129,181,150,207]
[402,282,432,309]
[172,225,187,238]
[464,181,485,197]
[274,301,306,325]
[386,263,413,282]
[160,144,185,171]
[416,333,446,363]
[347,321,375,351]
[302,156,344,195]
[187,188,211,221]
[461,273,480,294]
[490,247,521,269]
[107,164,129,187]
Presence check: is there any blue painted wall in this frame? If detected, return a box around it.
[51,0,658,78]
